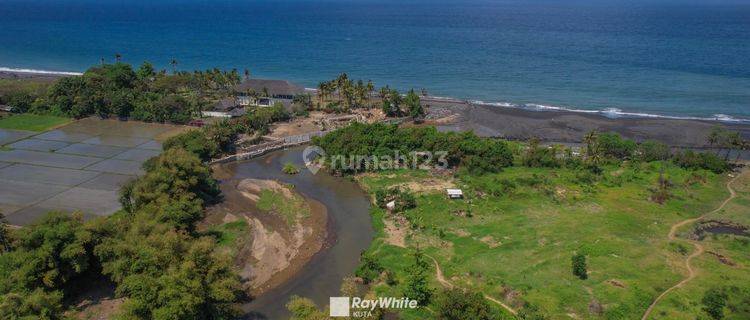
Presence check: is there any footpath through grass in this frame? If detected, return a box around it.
[355,163,749,319]
[0,114,70,132]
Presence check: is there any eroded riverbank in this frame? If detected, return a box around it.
[210,147,373,320]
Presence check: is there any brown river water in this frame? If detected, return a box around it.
[216,146,374,320]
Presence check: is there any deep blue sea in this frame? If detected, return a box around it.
[1,0,749,120]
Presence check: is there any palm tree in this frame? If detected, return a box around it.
[170,59,178,74]
[115,53,122,62]
[0,212,10,253]
[100,57,105,66]
[317,81,327,104]
[707,126,724,155]
[583,130,599,159]
[727,132,743,162]
[366,80,375,107]
[244,68,251,80]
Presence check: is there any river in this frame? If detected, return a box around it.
[215,146,374,320]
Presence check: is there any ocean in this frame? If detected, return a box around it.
[1,0,749,120]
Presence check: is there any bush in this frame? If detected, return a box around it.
[522,139,562,168]
[282,162,300,174]
[673,150,729,173]
[637,140,671,162]
[572,253,587,280]
[702,288,727,320]
[435,288,498,320]
[163,129,220,162]
[375,187,417,212]
[598,132,637,160]
[354,253,384,284]
[403,250,432,305]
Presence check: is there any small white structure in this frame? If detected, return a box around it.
[385,200,396,212]
[446,189,463,199]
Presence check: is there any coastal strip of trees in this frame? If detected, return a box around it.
[1,62,241,123]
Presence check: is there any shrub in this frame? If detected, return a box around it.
[637,140,671,162]
[354,253,384,284]
[403,250,432,305]
[598,132,637,160]
[163,129,220,162]
[435,288,498,320]
[673,150,729,173]
[572,253,587,280]
[702,288,727,320]
[375,187,417,212]
[522,139,562,168]
[282,162,300,174]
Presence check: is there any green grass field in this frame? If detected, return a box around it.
[0,114,70,132]
[355,163,750,319]
[256,188,310,225]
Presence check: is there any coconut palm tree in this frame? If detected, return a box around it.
[366,80,375,107]
[583,130,599,159]
[170,59,179,74]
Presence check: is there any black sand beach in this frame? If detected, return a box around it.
[426,98,750,148]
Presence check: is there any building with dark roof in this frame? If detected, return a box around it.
[233,79,304,107]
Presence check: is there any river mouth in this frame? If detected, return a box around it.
[214,146,374,320]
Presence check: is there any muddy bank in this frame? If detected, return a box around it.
[426,99,750,148]
[212,147,373,320]
[204,177,330,297]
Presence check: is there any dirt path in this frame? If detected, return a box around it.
[641,170,744,320]
[426,255,518,315]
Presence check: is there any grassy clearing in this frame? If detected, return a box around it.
[209,220,250,247]
[647,170,750,320]
[356,162,748,319]
[0,114,70,131]
[256,188,310,225]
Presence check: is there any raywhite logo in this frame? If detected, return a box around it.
[329,296,419,317]
[330,297,350,317]
[302,146,326,174]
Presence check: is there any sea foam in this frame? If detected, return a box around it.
[0,67,83,76]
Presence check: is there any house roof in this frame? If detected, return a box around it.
[212,98,238,111]
[234,79,304,97]
[446,189,463,195]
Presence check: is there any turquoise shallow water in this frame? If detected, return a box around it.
[1,0,749,120]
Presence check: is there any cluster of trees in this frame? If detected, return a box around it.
[316,73,375,111]
[0,147,243,318]
[312,123,514,174]
[707,126,749,162]
[4,61,242,123]
[315,73,426,119]
[521,131,731,173]
[380,86,425,120]
[374,186,417,213]
[104,148,241,319]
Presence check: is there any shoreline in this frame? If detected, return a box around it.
[426,99,750,148]
[3,67,748,126]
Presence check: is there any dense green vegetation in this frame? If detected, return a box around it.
[0,113,70,131]
[312,122,514,174]
[1,62,240,123]
[0,130,243,318]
